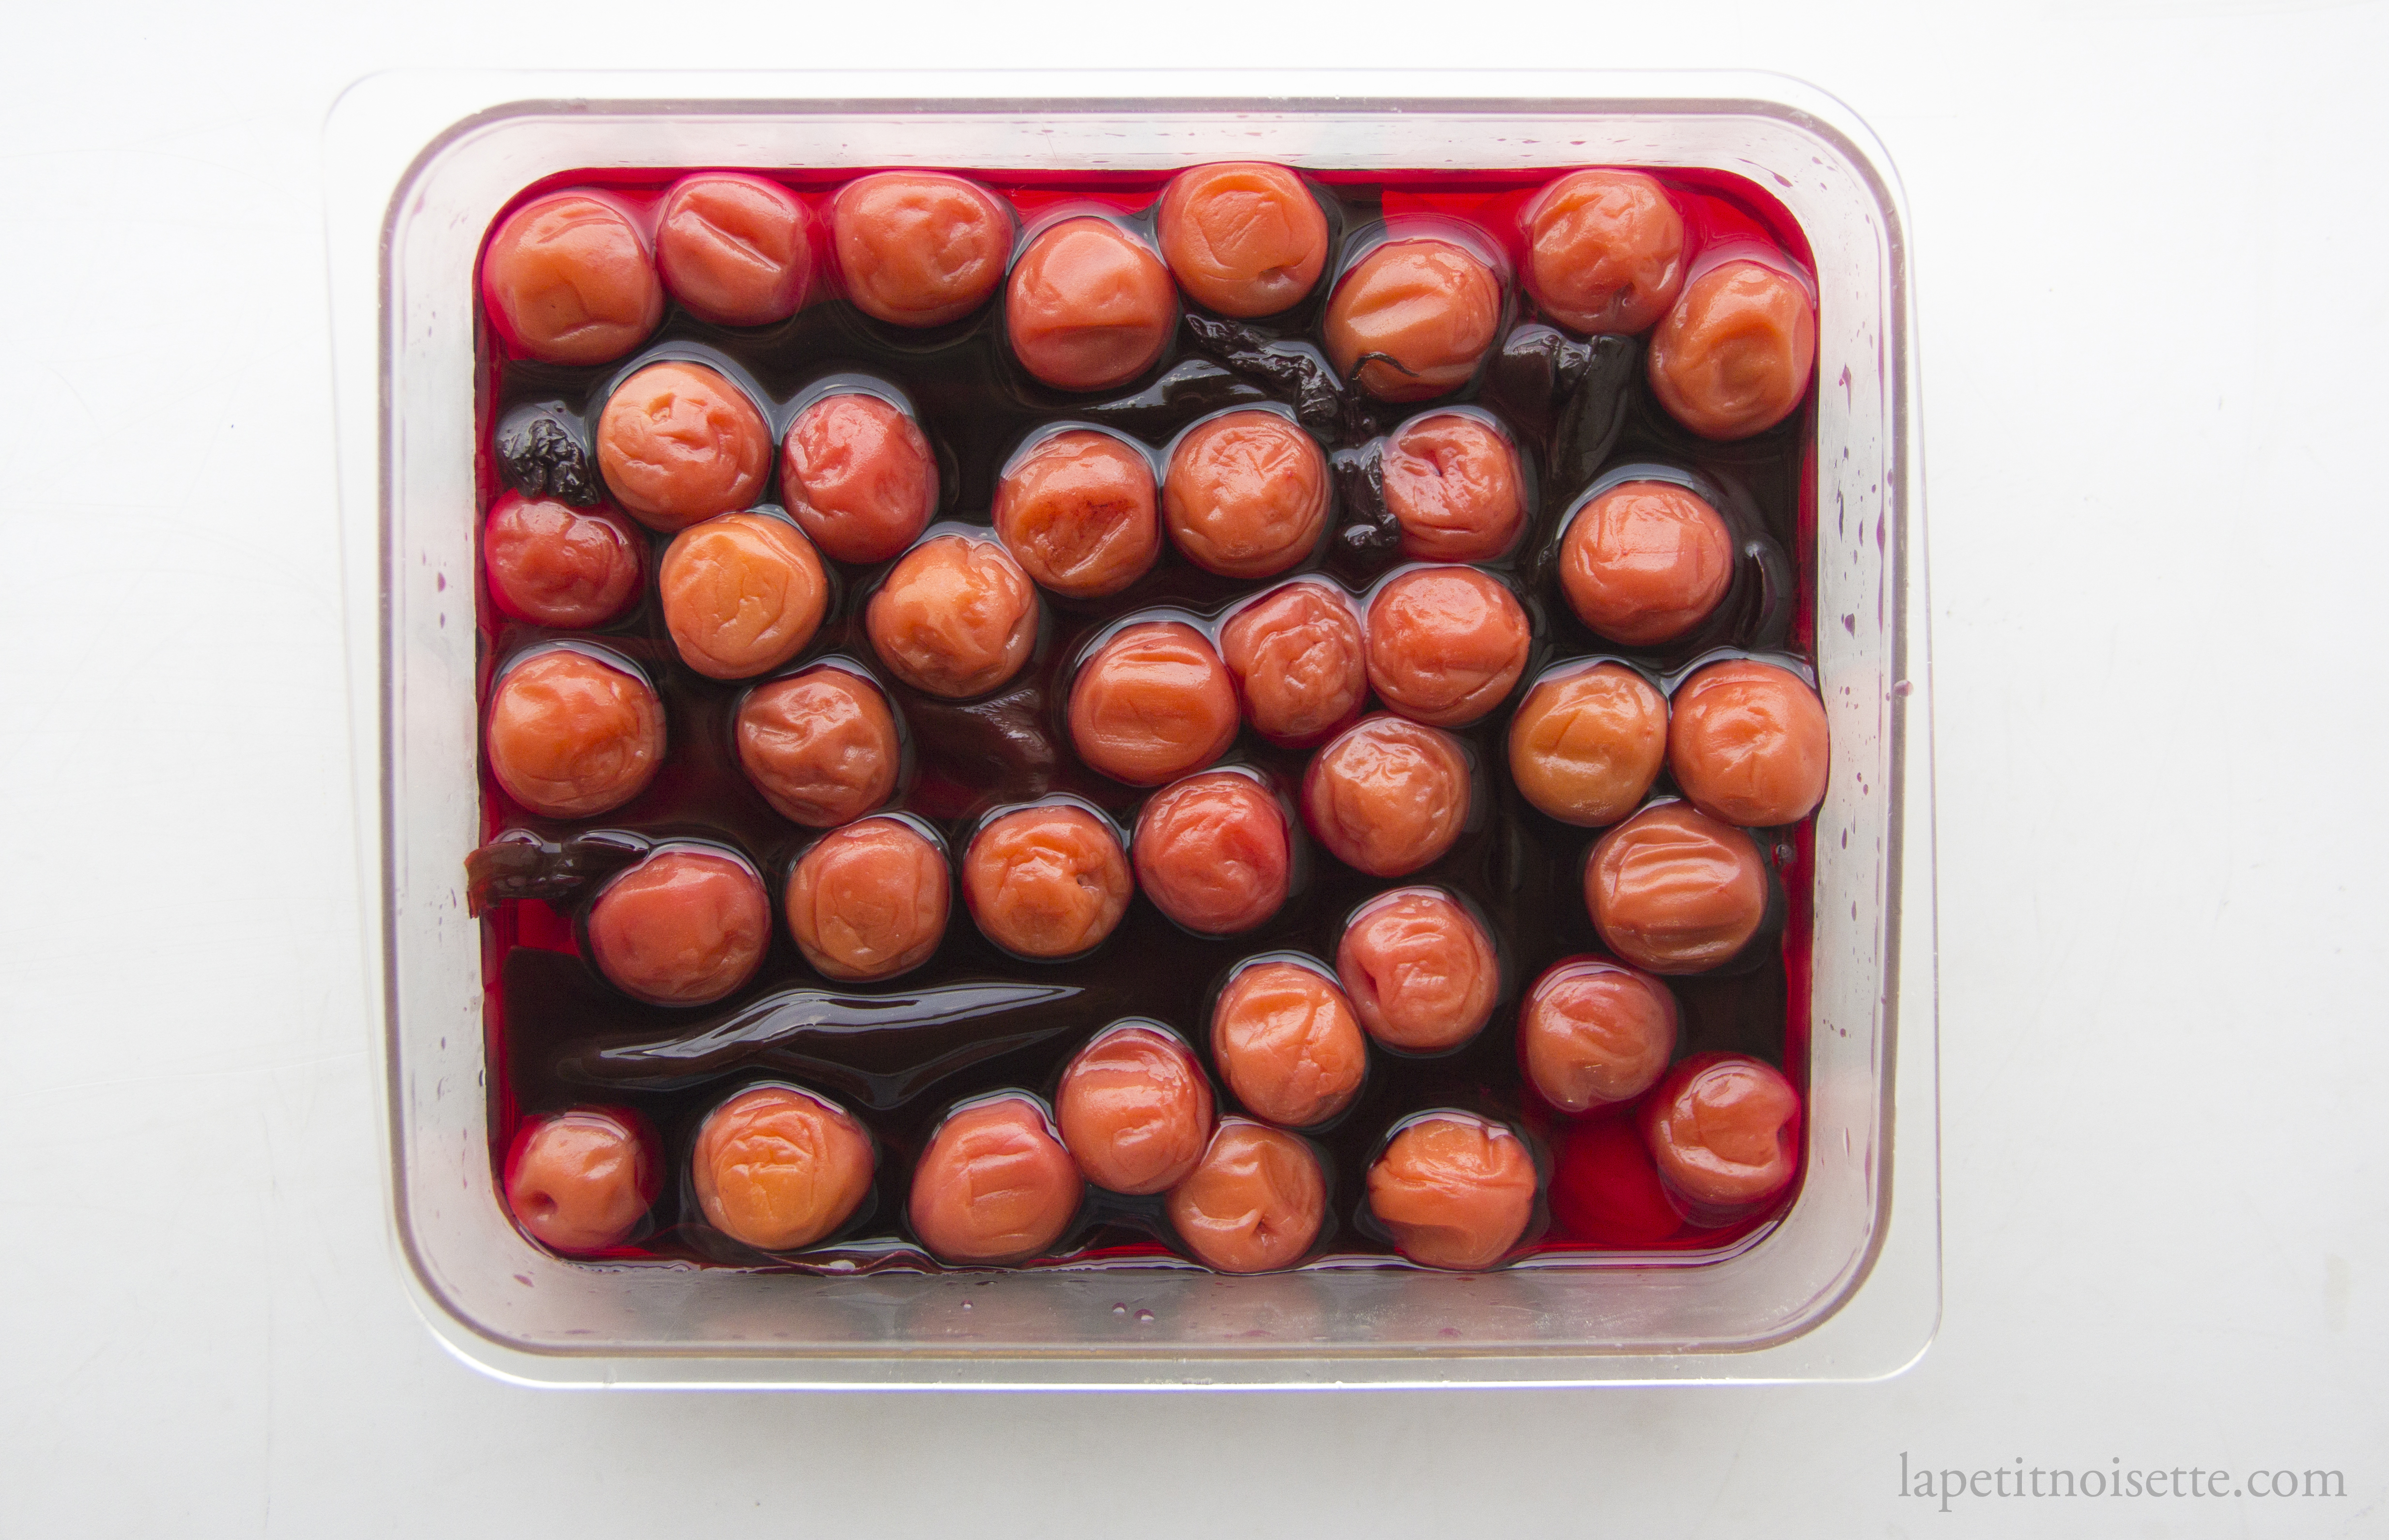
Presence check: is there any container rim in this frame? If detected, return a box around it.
[325,67,1939,1389]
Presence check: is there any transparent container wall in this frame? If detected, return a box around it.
[326,70,1936,1387]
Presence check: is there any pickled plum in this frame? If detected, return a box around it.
[480,191,661,366]
[1643,1052,1801,1226]
[1218,580,1368,747]
[1363,566,1530,729]
[1381,411,1526,563]
[1054,1023,1215,1195]
[909,1095,1083,1263]
[961,802,1133,960]
[1302,714,1471,878]
[1156,162,1329,318]
[1667,659,1830,827]
[778,391,939,565]
[585,846,770,1007]
[595,360,773,532]
[484,648,664,819]
[692,1084,876,1251]
[1066,621,1239,787]
[503,1108,658,1254]
[1521,170,1685,337]
[658,512,828,680]
[1323,238,1501,402]
[1334,887,1498,1054]
[830,172,1013,328]
[1585,802,1768,974]
[1649,261,1818,441]
[864,534,1039,699]
[783,816,950,982]
[1131,770,1293,936]
[1558,480,1734,647]
[655,172,813,327]
[1366,1112,1538,1270]
[1165,1120,1326,1273]
[1518,956,1678,1112]
[993,428,1161,598]
[1006,217,1177,392]
[1161,410,1332,579]
[734,666,900,828]
[1209,959,1367,1129]
[1506,662,1668,827]
[482,493,644,629]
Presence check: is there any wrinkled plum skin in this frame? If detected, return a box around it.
[908,1096,1083,1263]
[831,172,1013,328]
[692,1085,876,1251]
[595,361,773,532]
[1055,1025,1215,1195]
[1667,660,1831,828]
[1219,581,1368,747]
[1335,887,1498,1053]
[1323,238,1503,402]
[1522,170,1685,337]
[1507,662,1669,827]
[482,494,643,629]
[1558,480,1735,647]
[484,649,664,819]
[1132,771,1293,936]
[1366,1112,1539,1270]
[1165,1121,1327,1273]
[1302,714,1472,878]
[783,817,950,982]
[503,1109,658,1254]
[1209,960,1368,1130]
[658,512,829,681]
[1162,411,1332,579]
[1006,217,1178,392]
[1649,260,1818,441]
[1381,412,1526,563]
[779,393,939,565]
[586,847,771,1006]
[1518,956,1679,1113]
[1643,1053,1802,1225]
[734,667,900,829]
[1363,566,1531,729]
[1584,802,1769,975]
[1066,622,1240,787]
[1156,162,1329,319]
[864,535,1040,699]
[480,193,662,366]
[655,172,813,327]
[994,429,1161,598]
[961,804,1133,960]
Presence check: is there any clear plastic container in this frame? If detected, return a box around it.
[324,69,1936,1388]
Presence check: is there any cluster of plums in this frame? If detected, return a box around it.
[482,158,1823,1272]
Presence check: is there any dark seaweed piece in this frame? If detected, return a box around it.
[540,958,1135,1109]
[1545,333,1643,506]
[464,828,650,917]
[1326,441,1402,583]
[1178,313,1359,441]
[898,681,1063,820]
[1480,323,1591,448]
[495,401,598,504]
[1071,357,1270,441]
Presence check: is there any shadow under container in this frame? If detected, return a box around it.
[328,69,1937,1388]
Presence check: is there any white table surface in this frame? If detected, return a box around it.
[3,4,2383,1535]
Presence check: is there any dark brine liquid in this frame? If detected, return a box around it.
[476,162,1820,1272]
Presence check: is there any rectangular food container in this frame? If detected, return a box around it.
[325,68,1937,1388]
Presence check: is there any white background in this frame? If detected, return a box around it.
[2,3,2383,1535]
